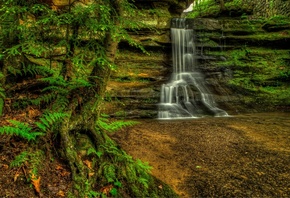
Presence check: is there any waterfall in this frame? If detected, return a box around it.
[158,18,228,119]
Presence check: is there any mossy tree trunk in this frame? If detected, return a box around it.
[56,0,126,196]
[0,0,178,197]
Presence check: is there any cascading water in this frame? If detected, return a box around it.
[158,18,228,119]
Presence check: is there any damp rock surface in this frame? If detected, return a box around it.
[111,112,290,197]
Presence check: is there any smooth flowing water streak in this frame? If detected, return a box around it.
[158,18,228,119]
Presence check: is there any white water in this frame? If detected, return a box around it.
[158,18,228,119]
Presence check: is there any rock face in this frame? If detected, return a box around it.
[104,0,190,118]
[104,1,290,118]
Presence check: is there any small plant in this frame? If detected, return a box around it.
[10,151,29,168]
[0,120,43,141]
[10,150,45,194]
[35,111,69,132]
[96,113,138,133]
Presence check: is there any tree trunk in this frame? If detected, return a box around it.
[58,0,125,196]
[0,0,178,197]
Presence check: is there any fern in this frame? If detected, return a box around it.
[28,150,45,176]
[0,87,6,98]
[97,114,138,133]
[87,147,103,158]
[135,159,152,173]
[30,92,56,106]
[103,163,116,183]
[0,81,5,115]
[42,85,69,94]
[138,177,149,189]
[7,65,22,76]
[40,76,68,87]
[22,64,54,77]
[0,120,43,141]
[10,151,28,167]
[41,76,91,94]
[68,78,92,90]
[10,149,45,186]
[35,112,69,132]
[0,98,3,116]
[52,95,69,111]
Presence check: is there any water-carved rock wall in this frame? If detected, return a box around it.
[104,0,290,118]
[104,0,189,118]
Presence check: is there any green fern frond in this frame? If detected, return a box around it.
[138,177,149,189]
[103,163,116,183]
[52,95,69,111]
[35,112,69,132]
[0,87,6,98]
[68,78,92,90]
[97,115,139,133]
[87,147,103,158]
[0,72,4,82]
[7,64,53,78]
[135,159,152,173]
[35,122,47,132]
[41,76,68,87]
[41,85,69,94]
[7,65,22,76]
[0,120,43,141]
[0,86,5,116]
[39,117,50,127]
[30,93,56,106]
[10,151,28,167]
[10,149,45,182]
[23,64,54,77]
[0,98,3,116]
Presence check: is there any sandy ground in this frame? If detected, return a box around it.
[111,112,290,197]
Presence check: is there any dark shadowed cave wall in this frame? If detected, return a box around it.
[104,0,290,118]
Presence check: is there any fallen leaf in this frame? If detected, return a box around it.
[28,108,40,118]
[56,165,70,177]
[14,172,20,182]
[19,19,24,25]
[1,156,7,161]
[57,190,65,197]
[60,170,70,177]
[31,174,41,193]
[2,164,9,170]
[89,172,95,177]
[56,165,64,170]
[100,184,113,196]
[83,160,92,169]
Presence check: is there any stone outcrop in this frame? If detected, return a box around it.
[18,0,290,118]
[104,0,290,118]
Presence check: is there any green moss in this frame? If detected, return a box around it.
[259,86,290,105]
[224,0,252,14]
[262,15,290,31]
[211,44,290,106]
[186,0,219,19]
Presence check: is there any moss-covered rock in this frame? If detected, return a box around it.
[105,0,290,118]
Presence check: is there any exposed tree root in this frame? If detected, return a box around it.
[58,114,178,197]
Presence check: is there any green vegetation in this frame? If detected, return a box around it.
[186,0,252,18]
[0,0,177,197]
[198,10,290,107]
[212,46,290,105]
[0,120,43,141]
[187,0,219,18]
